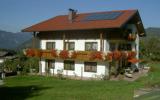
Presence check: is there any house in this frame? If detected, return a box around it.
[0,51,8,64]
[0,50,16,64]
[0,50,17,73]
[22,9,145,79]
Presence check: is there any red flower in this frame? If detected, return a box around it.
[90,51,103,60]
[113,50,122,60]
[59,50,69,59]
[106,52,113,61]
[26,49,35,57]
[51,49,57,57]
[128,51,136,59]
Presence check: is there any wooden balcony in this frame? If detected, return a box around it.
[24,49,137,62]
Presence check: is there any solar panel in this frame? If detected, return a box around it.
[83,12,123,21]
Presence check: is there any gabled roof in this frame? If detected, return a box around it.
[22,9,145,35]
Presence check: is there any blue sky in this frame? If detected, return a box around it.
[0,0,159,32]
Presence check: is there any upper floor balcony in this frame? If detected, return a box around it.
[24,49,137,62]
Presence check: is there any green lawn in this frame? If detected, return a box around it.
[0,62,160,100]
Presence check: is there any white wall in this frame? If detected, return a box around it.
[39,25,140,77]
[40,59,108,78]
[41,40,63,50]
[40,39,107,51]
[40,59,46,73]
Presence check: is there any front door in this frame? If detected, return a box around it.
[45,60,55,75]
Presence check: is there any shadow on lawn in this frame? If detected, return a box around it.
[0,85,50,100]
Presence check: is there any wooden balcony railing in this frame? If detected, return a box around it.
[24,49,137,62]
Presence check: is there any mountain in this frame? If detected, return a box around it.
[17,38,40,50]
[145,27,160,37]
[0,30,32,49]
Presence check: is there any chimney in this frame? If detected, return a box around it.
[68,8,77,23]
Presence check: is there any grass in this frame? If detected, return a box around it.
[1,76,136,100]
[136,62,160,88]
[0,62,160,100]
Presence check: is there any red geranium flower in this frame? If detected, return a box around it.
[59,50,69,59]
[90,51,103,60]
[113,50,122,60]
[26,49,35,57]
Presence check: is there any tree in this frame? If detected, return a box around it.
[140,37,160,61]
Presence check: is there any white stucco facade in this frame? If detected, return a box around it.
[38,24,140,79]
[40,60,107,78]
[40,39,109,79]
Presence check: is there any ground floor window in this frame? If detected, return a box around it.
[84,62,97,72]
[64,60,75,70]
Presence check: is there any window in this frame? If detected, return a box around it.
[109,43,116,51]
[46,42,55,50]
[84,62,97,72]
[85,42,98,51]
[64,60,75,70]
[118,43,132,51]
[65,42,75,50]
